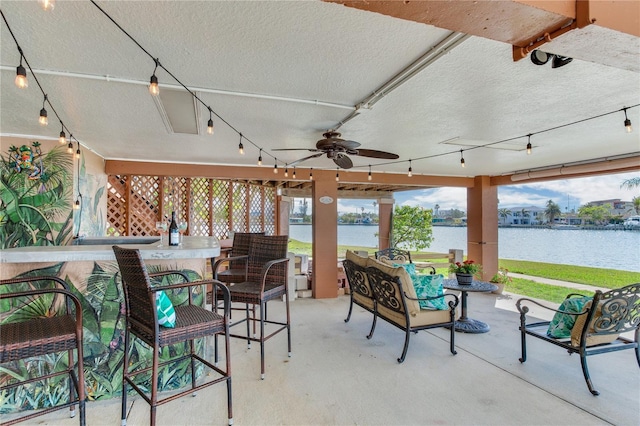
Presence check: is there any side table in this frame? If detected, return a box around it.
[443,279,498,333]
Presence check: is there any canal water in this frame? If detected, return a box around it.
[288,224,640,272]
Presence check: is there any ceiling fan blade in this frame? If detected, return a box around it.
[287,152,324,167]
[272,148,320,152]
[355,149,399,159]
[333,154,353,169]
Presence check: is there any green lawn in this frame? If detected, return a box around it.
[288,239,640,304]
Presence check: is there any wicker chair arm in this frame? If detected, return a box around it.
[1,276,74,314]
[516,297,590,317]
[212,255,248,274]
[259,257,289,278]
[149,270,190,282]
[0,287,83,323]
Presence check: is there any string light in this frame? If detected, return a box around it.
[293,167,296,179]
[207,108,214,135]
[623,107,633,133]
[368,165,372,181]
[38,0,55,11]
[75,142,81,159]
[148,58,160,96]
[407,159,412,177]
[284,165,289,178]
[335,169,340,182]
[273,161,278,174]
[460,150,465,168]
[238,133,244,155]
[67,141,73,154]
[258,149,262,166]
[38,94,48,126]
[526,134,532,155]
[309,168,313,181]
[59,124,66,144]
[15,52,27,89]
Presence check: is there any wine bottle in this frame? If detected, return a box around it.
[169,211,179,246]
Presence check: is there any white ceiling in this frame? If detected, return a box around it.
[1,1,639,179]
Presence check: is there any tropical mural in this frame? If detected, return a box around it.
[1,139,203,414]
[0,261,206,414]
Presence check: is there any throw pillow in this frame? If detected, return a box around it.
[547,296,591,338]
[413,274,447,310]
[394,262,417,279]
[156,290,176,328]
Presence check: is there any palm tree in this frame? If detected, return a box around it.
[521,208,529,224]
[544,200,562,225]
[621,177,640,189]
[498,208,511,224]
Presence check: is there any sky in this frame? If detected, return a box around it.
[325,170,640,215]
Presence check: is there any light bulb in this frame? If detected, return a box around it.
[526,142,532,155]
[76,148,81,159]
[67,142,73,154]
[625,118,632,133]
[284,167,289,178]
[460,158,465,168]
[74,199,80,210]
[59,130,66,144]
[408,168,412,177]
[309,168,313,180]
[207,118,214,135]
[39,108,48,126]
[293,168,296,179]
[38,0,55,11]
[335,171,339,182]
[149,74,159,96]
[273,163,278,174]
[258,154,262,166]
[15,64,27,89]
[238,142,244,155]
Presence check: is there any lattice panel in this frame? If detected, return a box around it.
[231,182,248,233]
[211,180,230,239]
[106,175,276,238]
[129,175,160,236]
[190,178,211,236]
[107,175,127,236]
[263,187,276,235]
[249,185,263,232]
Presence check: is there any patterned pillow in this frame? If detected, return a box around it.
[413,274,447,310]
[156,290,176,328]
[546,296,591,338]
[394,262,417,279]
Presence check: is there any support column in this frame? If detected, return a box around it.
[311,170,338,298]
[277,195,291,237]
[466,176,498,281]
[377,198,394,250]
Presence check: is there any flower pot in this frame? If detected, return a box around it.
[455,273,473,285]
[491,282,505,294]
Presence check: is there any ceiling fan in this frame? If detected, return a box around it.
[272,131,399,169]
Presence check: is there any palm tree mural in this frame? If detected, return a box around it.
[1,144,73,248]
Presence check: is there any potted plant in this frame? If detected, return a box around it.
[449,259,481,285]
[489,267,512,294]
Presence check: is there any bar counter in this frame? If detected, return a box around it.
[0,236,221,263]
[0,236,221,412]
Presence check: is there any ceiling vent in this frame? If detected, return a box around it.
[152,88,199,134]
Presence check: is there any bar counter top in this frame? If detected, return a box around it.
[0,236,221,263]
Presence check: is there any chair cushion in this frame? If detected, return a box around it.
[366,257,419,316]
[346,250,368,267]
[547,296,591,338]
[570,300,620,347]
[156,290,176,328]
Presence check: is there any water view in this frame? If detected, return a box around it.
[289,224,640,272]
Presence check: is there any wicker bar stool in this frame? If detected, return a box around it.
[220,235,291,379]
[212,232,264,285]
[113,246,233,426]
[0,276,86,426]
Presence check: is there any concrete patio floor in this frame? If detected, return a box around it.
[5,290,639,425]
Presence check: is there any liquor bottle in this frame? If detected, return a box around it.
[169,211,179,246]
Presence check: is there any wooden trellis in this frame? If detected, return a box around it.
[107,175,276,238]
